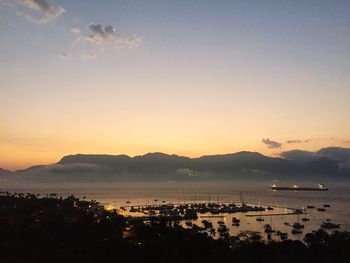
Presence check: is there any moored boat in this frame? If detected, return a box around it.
[291,229,303,234]
[321,222,340,229]
[292,222,304,229]
[232,217,240,223]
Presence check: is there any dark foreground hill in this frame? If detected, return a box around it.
[0,193,349,263]
[2,147,350,182]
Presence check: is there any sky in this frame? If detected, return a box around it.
[1,0,350,170]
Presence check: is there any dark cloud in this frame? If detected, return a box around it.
[16,0,65,24]
[286,139,312,144]
[286,140,302,144]
[76,23,142,48]
[262,138,282,149]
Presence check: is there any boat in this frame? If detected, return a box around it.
[291,229,303,234]
[307,205,315,209]
[271,183,328,191]
[256,217,264,222]
[276,231,288,240]
[301,217,310,222]
[317,208,326,212]
[232,217,240,223]
[264,224,275,233]
[292,222,304,229]
[323,204,331,208]
[321,222,340,229]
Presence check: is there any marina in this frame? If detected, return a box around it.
[118,198,342,241]
[1,181,349,241]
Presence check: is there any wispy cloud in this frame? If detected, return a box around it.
[60,52,71,60]
[76,23,143,48]
[70,27,81,34]
[15,0,65,24]
[262,138,282,149]
[81,51,96,61]
[286,140,302,144]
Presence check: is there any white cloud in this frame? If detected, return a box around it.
[76,23,143,48]
[70,27,81,34]
[0,0,14,7]
[15,0,65,24]
[81,51,96,61]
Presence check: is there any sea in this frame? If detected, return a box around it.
[1,180,350,241]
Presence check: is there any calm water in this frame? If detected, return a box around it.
[2,180,350,240]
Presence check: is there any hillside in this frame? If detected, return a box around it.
[7,147,350,182]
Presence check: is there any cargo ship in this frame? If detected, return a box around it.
[271,183,328,191]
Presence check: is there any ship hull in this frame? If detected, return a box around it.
[271,187,328,191]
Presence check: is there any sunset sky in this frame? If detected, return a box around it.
[1,0,350,170]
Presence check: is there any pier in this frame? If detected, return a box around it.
[245,212,305,217]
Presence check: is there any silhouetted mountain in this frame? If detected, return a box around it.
[282,147,350,176]
[0,168,13,177]
[280,150,315,162]
[59,154,132,165]
[10,147,350,181]
[193,151,295,174]
[316,147,350,162]
[281,147,350,163]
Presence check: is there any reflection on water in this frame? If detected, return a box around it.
[2,180,350,240]
[180,206,340,241]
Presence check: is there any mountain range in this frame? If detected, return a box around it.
[1,147,349,182]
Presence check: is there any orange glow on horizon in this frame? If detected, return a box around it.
[1,136,349,171]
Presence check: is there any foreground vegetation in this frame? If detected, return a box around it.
[0,192,349,263]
